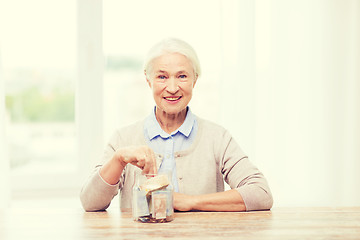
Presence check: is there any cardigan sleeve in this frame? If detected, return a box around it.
[79,131,122,212]
[220,130,273,211]
[79,167,120,211]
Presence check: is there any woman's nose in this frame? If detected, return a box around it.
[166,77,179,93]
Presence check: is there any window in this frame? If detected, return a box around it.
[1,0,77,195]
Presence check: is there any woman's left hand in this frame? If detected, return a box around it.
[173,192,195,211]
[173,190,246,212]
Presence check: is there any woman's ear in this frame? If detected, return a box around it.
[145,70,152,88]
[193,74,198,87]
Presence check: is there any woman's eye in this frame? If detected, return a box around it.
[156,75,166,80]
[179,75,187,79]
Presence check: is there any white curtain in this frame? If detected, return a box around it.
[221,0,360,207]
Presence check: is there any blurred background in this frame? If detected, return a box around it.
[0,0,359,208]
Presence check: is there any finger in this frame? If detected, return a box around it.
[149,151,157,174]
[141,163,154,175]
[144,148,157,174]
[141,153,153,174]
[139,150,153,174]
[128,155,143,170]
[136,160,145,169]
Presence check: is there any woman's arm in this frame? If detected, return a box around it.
[219,130,273,211]
[100,145,157,185]
[80,145,157,211]
[174,189,246,212]
[177,126,273,212]
[172,126,272,212]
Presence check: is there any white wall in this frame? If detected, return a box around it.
[221,0,360,207]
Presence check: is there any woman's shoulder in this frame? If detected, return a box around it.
[117,120,144,134]
[193,117,235,155]
[109,120,145,145]
[196,117,231,139]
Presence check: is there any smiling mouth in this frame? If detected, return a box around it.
[163,96,182,101]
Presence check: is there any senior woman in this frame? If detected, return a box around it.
[80,38,273,212]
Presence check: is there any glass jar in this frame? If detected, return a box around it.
[132,171,174,223]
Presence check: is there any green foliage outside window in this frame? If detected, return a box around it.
[5,86,74,122]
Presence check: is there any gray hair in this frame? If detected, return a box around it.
[143,38,201,78]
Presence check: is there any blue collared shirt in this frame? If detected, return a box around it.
[143,107,198,192]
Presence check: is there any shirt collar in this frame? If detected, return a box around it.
[144,106,196,140]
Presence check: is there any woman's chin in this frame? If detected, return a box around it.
[157,106,187,116]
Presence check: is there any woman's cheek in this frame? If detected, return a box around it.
[152,82,165,94]
[179,81,193,89]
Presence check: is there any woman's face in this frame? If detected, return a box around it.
[147,52,197,116]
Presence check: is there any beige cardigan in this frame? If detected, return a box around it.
[80,117,273,211]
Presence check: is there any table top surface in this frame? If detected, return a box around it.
[1,200,359,240]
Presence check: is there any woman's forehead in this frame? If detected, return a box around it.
[151,53,193,71]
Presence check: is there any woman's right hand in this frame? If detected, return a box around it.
[115,145,157,174]
[100,145,157,185]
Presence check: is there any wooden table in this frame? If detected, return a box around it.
[1,204,359,239]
